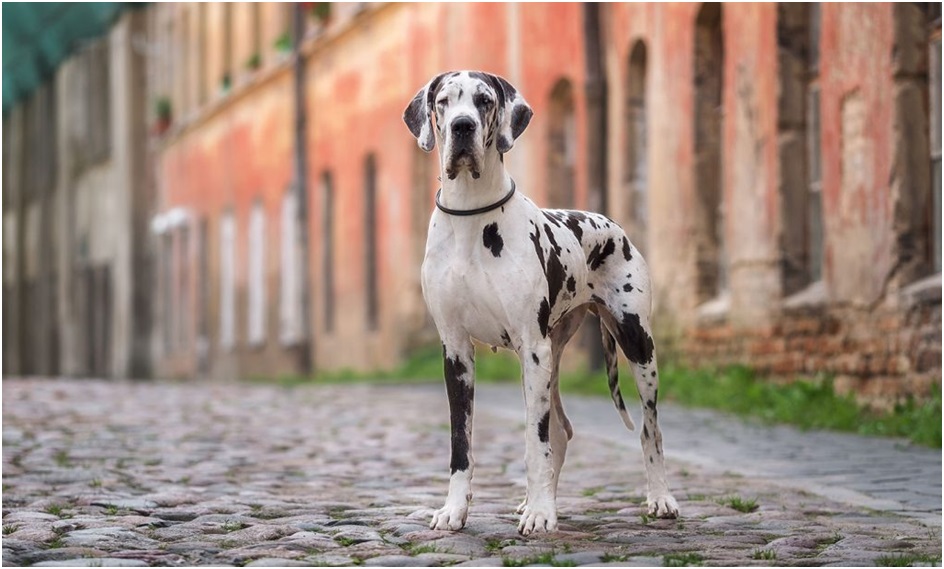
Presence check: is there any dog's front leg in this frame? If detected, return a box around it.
[518,341,557,535]
[431,340,475,531]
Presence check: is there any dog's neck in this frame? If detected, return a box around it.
[437,150,511,214]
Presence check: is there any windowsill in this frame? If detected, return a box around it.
[783,280,828,310]
[900,272,942,306]
[695,292,730,325]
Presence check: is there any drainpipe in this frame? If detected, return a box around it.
[583,2,608,371]
[292,5,313,374]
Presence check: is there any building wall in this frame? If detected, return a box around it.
[2,10,152,379]
[144,2,940,400]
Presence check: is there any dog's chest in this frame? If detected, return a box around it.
[422,206,587,347]
[422,215,546,344]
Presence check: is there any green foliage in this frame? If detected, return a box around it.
[656,364,941,447]
[719,495,758,513]
[663,552,704,567]
[2,524,19,535]
[876,553,942,566]
[274,32,292,53]
[246,52,262,70]
[154,96,172,121]
[751,549,776,560]
[247,347,941,448]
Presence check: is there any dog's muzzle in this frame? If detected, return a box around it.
[446,116,482,180]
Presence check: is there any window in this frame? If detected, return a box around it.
[322,173,336,333]
[693,2,726,300]
[546,78,576,209]
[891,3,940,280]
[806,4,824,283]
[365,157,379,331]
[248,200,267,345]
[626,40,648,255]
[178,224,191,351]
[280,188,302,344]
[219,211,236,349]
[84,37,111,164]
[930,10,942,272]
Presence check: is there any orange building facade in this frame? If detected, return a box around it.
[150,3,941,401]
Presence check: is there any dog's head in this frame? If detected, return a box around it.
[403,71,533,180]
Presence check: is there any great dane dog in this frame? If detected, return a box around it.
[403,71,679,536]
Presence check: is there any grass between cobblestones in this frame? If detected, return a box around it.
[257,345,942,448]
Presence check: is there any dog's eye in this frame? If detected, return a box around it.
[474,94,493,108]
[436,97,448,108]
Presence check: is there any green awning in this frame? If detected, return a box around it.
[2,3,131,113]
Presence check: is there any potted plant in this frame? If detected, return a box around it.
[312,2,331,24]
[274,32,292,54]
[220,72,232,94]
[246,52,261,71]
[153,96,172,135]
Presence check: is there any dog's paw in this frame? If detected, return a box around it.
[517,502,557,536]
[430,503,468,531]
[647,492,680,519]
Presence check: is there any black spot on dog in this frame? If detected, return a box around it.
[587,238,616,270]
[646,399,656,410]
[537,411,551,443]
[532,352,540,365]
[529,228,546,271]
[588,283,595,290]
[483,223,504,257]
[563,214,584,244]
[566,275,576,293]
[544,224,562,256]
[443,347,473,473]
[651,371,656,377]
[501,330,512,347]
[643,425,650,439]
[623,283,634,292]
[622,236,632,261]
[590,294,605,305]
[613,312,655,365]
[537,298,550,337]
[545,250,566,311]
[542,211,562,227]
[649,456,654,464]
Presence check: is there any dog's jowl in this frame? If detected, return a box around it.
[403,70,679,535]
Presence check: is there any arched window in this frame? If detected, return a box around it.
[365,155,379,331]
[546,78,576,209]
[693,2,726,300]
[626,40,649,255]
[891,3,941,280]
[321,173,336,334]
[777,3,823,294]
[219,210,236,350]
[279,188,300,344]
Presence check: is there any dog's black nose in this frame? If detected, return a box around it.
[451,116,476,137]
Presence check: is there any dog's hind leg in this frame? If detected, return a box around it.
[600,307,679,519]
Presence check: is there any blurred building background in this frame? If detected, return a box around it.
[2,3,941,402]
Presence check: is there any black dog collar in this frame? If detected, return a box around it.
[435,179,516,217]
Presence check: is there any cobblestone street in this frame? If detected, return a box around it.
[2,378,941,567]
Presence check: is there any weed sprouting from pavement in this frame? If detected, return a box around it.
[751,549,777,560]
[876,553,943,566]
[719,495,758,513]
[663,552,705,566]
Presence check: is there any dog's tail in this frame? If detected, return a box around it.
[601,319,636,431]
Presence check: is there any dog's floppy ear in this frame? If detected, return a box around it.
[486,73,533,154]
[403,72,450,153]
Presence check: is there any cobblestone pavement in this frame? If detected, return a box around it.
[3,379,941,567]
